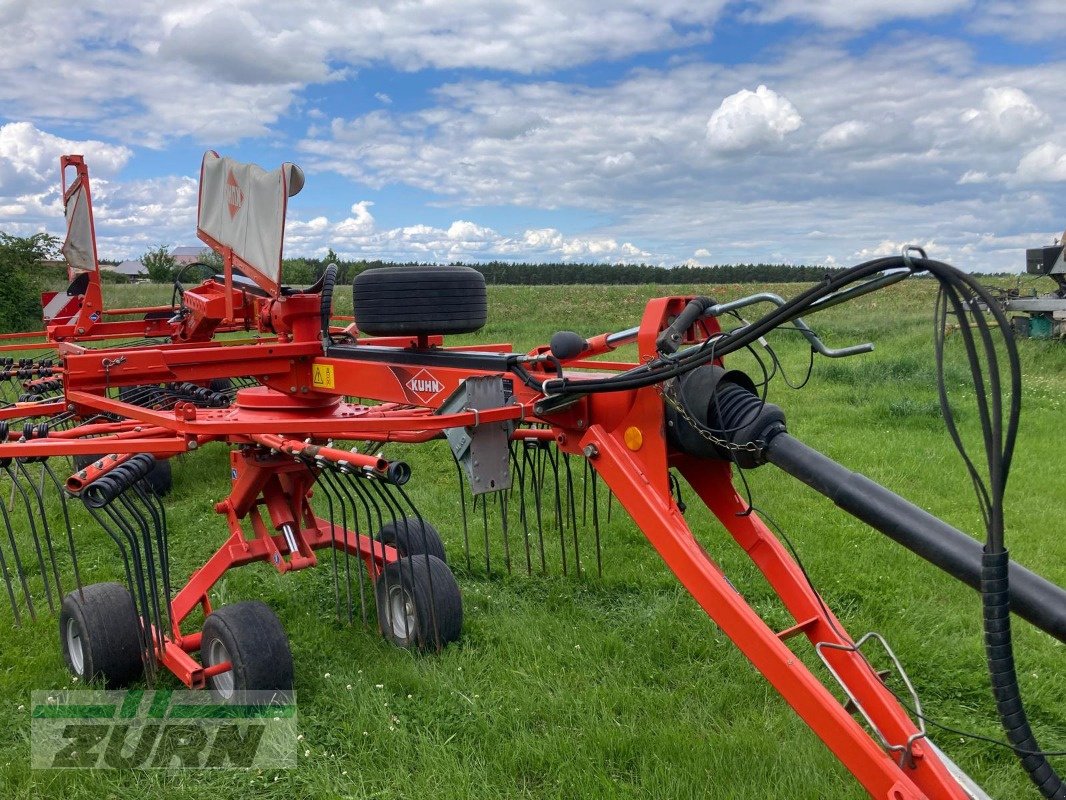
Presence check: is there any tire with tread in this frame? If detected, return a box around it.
[354,266,487,336]
[200,601,294,700]
[375,555,462,651]
[59,582,145,687]
[378,516,448,563]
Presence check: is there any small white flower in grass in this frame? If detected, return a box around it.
[346,684,352,690]
[342,771,348,776]
[305,749,310,758]
[72,677,78,683]
[17,705,24,712]
[406,694,412,700]
[574,645,580,650]
[363,731,369,736]
[297,734,304,741]
[324,672,331,679]
[375,684,384,689]
[473,694,479,699]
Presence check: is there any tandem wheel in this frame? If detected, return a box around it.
[200,601,294,701]
[378,515,448,563]
[59,582,145,688]
[375,555,463,652]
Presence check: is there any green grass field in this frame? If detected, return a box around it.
[0,280,1064,799]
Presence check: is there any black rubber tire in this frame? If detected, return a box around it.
[375,555,462,651]
[72,454,173,496]
[59,582,145,687]
[208,378,233,394]
[200,601,294,700]
[378,516,447,563]
[353,266,487,336]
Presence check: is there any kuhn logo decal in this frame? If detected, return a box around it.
[225,168,244,219]
[405,370,444,403]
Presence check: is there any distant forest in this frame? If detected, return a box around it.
[278,257,846,286]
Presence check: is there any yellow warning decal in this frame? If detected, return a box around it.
[312,363,335,389]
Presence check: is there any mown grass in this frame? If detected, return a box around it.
[0,279,1064,799]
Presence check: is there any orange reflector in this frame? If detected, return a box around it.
[624,426,643,451]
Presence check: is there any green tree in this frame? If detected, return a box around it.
[0,231,60,332]
[142,244,177,283]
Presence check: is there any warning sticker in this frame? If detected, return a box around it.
[312,363,335,389]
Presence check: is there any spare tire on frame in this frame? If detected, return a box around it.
[353,265,487,336]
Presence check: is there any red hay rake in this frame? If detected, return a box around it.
[0,151,1062,800]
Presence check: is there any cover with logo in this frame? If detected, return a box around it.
[196,151,298,296]
[61,174,97,276]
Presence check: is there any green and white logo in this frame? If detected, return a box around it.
[31,690,297,769]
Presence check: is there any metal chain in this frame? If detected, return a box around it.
[657,382,765,456]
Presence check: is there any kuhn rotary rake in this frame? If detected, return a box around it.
[0,151,1063,800]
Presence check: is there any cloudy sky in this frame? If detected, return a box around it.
[0,0,1063,271]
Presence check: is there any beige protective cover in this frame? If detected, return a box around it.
[62,179,97,273]
[197,151,296,294]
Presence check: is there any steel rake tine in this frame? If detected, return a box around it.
[591,465,602,578]
[452,453,472,572]
[116,489,166,664]
[0,491,33,621]
[132,480,172,632]
[17,460,66,602]
[0,533,20,625]
[84,502,156,682]
[319,469,358,625]
[4,463,56,612]
[311,469,345,622]
[498,492,511,575]
[510,442,532,576]
[522,446,547,573]
[100,500,159,683]
[563,453,580,577]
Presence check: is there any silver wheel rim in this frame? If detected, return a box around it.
[66,618,84,675]
[387,585,417,641]
[207,638,235,699]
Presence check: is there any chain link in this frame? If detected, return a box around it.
[658,382,765,456]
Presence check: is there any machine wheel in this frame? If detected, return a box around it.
[353,265,487,336]
[201,601,294,701]
[378,516,447,563]
[59,582,145,687]
[72,454,173,496]
[375,555,462,651]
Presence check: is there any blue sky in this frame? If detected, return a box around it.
[0,0,1063,271]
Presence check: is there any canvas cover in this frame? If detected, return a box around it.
[61,179,97,273]
[197,151,298,295]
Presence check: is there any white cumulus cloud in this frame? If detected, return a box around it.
[961,87,1049,145]
[706,85,802,153]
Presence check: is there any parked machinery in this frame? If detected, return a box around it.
[0,152,1062,800]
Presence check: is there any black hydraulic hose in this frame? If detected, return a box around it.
[320,263,338,342]
[764,432,1066,644]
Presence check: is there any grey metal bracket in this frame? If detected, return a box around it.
[438,375,514,495]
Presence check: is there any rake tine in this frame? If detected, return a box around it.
[591,465,602,578]
[311,468,345,622]
[0,529,20,625]
[116,489,166,664]
[542,448,567,576]
[563,454,580,577]
[132,479,172,633]
[339,469,384,627]
[523,445,547,574]
[100,500,158,683]
[320,469,358,625]
[0,485,33,621]
[498,492,511,574]
[511,442,532,576]
[452,453,471,573]
[16,460,65,602]
[4,463,55,612]
[84,500,155,683]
